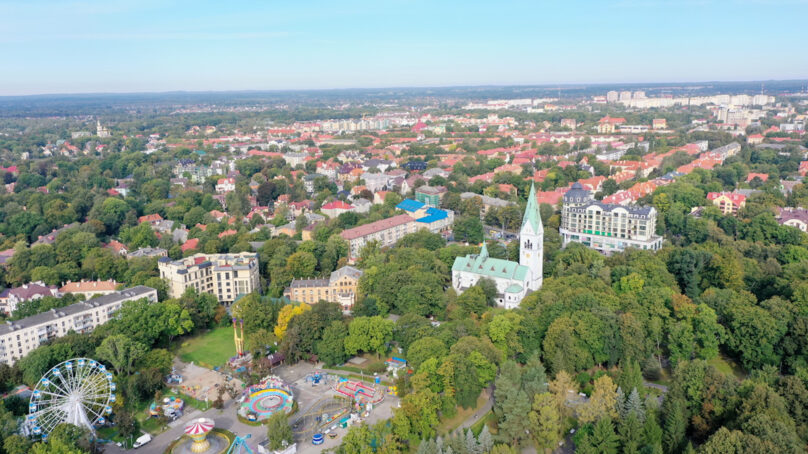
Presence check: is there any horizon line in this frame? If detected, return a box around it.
[2,78,808,99]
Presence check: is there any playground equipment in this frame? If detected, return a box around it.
[385,357,407,377]
[150,396,184,418]
[312,433,324,445]
[227,434,254,454]
[305,371,328,386]
[237,376,293,422]
[334,378,384,405]
[27,358,115,439]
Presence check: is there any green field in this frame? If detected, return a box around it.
[178,327,237,369]
[708,354,746,379]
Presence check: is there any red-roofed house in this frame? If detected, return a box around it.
[218,229,237,239]
[469,172,495,184]
[138,213,163,225]
[216,177,236,193]
[321,200,355,219]
[536,187,568,207]
[748,134,764,145]
[106,240,128,256]
[597,116,627,133]
[746,173,769,183]
[577,176,607,192]
[800,161,808,177]
[181,238,199,252]
[707,192,747,215]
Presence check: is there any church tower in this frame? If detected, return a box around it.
[520,183,543,291]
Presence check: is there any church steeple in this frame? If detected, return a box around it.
[522,183,543,235]
[520,182,543,292]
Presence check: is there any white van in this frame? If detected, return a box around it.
[133,433,152,449]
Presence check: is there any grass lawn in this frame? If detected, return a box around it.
[178,327,237,369]
[708,354,746,379]
[469,411,496,437]
[437,391,488,435]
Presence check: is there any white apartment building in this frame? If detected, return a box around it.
[560,183,663,254]
[158,253,260,304]
[0,286,157,366]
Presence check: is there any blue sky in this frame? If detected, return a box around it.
[1,0,806,95]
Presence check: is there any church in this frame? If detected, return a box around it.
[451,183,543,309]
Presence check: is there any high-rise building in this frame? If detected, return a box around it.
[158,253,260,304]
[606,91,619,103]
[560,183,663,254]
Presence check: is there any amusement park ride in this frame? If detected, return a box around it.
[232,318,245,357]
[27,358,115,439]
[226,433,254,454]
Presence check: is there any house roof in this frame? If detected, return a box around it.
[396,199,425,213]
[452,253,529,282]
[340,214,413,240]
[59,280,118,293]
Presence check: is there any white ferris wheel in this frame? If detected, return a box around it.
[27,358,116,439]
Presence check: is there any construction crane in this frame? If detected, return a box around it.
[226,433,254,454]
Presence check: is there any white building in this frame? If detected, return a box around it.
[158,253,260,304]
[0,286,157,366]
[215,177,236,193]
[560,183,663,254]
[451,184,543,309]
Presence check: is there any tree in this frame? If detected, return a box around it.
[455,286,487,318]
[589,417,619,454]
[549,371,576,417]
[497,388,531,446]
[579,375,618,424]
[3,435,32,454]
[453,216,484,244]
[286,251,317,278]
[529,392,562,452]
[95,334,147,375]
[478,425,494,452]
[266,411,294,450]
[344,316,394,358]
[662,398,687,454]
[163,302,194,343]
[618,412,643,454]
[407,337,447,371]
[274,304,311,339]
[317,321,348,366]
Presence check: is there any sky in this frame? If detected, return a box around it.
[1,0,806,95]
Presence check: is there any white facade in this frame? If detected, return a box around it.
[452,184,543,309]
[0,286,157,366]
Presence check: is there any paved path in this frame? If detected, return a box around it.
[453,387,493,434]
[643,381,669,393]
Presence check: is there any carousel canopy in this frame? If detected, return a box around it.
[184,418,214,435]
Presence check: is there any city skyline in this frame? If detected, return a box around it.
[2,0,807,96]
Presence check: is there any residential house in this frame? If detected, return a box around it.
[59,280,119,298]
[707,192,747,215]
[0,282,60,315]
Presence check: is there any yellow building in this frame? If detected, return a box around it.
[284,266,363,310]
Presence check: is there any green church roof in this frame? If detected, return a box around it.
[522,182,543,235]
[452,254,529,281]
[505,284,524,293]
